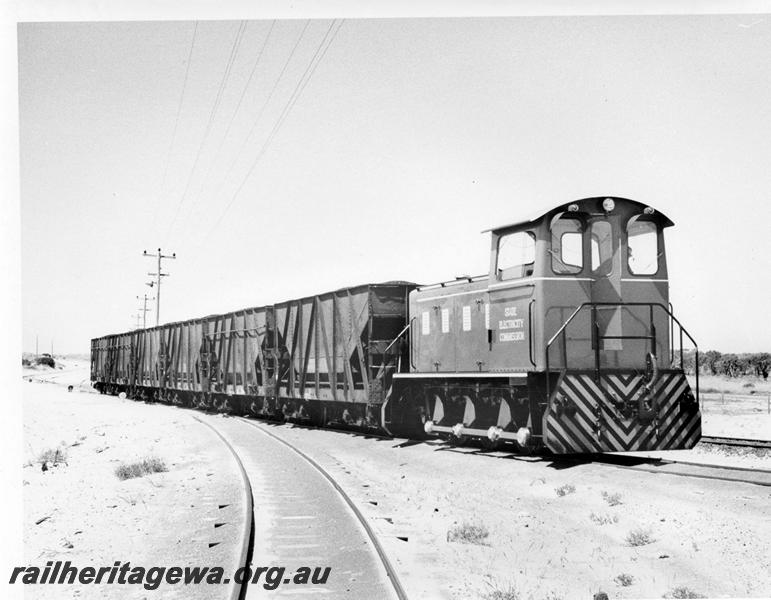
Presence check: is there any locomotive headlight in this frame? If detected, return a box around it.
[424,420,435,434]
[602,198,615,212]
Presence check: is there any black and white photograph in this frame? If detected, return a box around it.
[2,2,771,599]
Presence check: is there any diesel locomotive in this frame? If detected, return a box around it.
[91,196,701,454]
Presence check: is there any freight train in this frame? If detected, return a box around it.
[91,196,701,453]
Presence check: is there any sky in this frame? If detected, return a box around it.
[10,5,771,355]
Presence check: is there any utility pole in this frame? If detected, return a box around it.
[136,293,155,329]
[143,248,176,327]
[36,335,38,357]
[134,313,142,330]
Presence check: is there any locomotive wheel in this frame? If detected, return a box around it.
[448,433,467,447]
[480,437,501,451]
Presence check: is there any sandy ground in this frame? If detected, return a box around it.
[262,425,771,600]
[22,363,245,600]
[20,360,771,600]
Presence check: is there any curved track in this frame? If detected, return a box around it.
[194,416,254,600]
[236,417,408,600]
[195,415,407,600]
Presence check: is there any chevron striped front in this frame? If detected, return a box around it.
[544,371,701,454]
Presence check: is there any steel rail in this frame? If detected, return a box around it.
[194,416,254,600]
[582,453,771,487]
[236,417,409,600]
[699,436,771,449]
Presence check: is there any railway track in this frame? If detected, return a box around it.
[193,414,407,600]
[699,435,771,449]
[194,416,254,600]
[583,453,771,487]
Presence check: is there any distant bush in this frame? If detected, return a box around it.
[665,586,706,598]
[35,355,55,368]
[614,573,634,587]
[601,491,623,506]
[483,584,520,600]
[115,457,168,480]
[38,447,67,467]
[447,522,489,545]
[555,484,576,497]
[625,527,654,547]
[590,512,618,525]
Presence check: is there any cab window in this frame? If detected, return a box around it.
[627,220,658,275]
[497,231,535,280]
[551,218,583,274]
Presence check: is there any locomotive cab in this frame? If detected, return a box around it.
[488,196,673,373]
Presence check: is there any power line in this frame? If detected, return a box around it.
[160,22,199,196]
[181,20,277,232]
[199,19,343,245]
[150,22,198,235]
[201,20,311,214]
[164,21,247,245]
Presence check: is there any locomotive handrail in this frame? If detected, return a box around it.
[383,321,411,354]
[544,302,699,403]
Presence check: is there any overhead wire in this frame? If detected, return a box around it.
[180,20,277,231]
[164,20,248,246]
[201,20,311,211]
[149,21,198,236]
[197,19,344,247]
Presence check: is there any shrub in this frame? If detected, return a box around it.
[447,522,489,545]
[614,573,634,587]
[484,585,519,600]
[38,447,67,466]
[625,527,654,546]
[35,355,55,368]
[115,457,168,480]
[601,491,622,506]
[590,512,618,525]
[665,587,706,598]
[555,484,576,497]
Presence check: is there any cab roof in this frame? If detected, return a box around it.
[483,196,674,233]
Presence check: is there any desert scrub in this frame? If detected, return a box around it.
[38,447,67,466]
[614,573,634,587]
[483,583,519,600]
[625,527,654,547]
[115,457,168,480]
[601,490,622,506]
[447,522,489,545]
[555,483,576,497]
[665,587,706,598]
[589,512,618,525]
